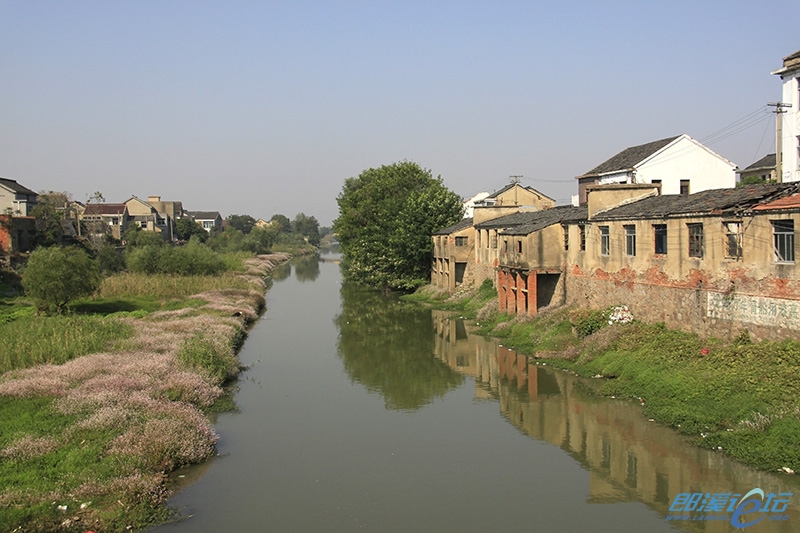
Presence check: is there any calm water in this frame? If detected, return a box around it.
[152,254,800,532]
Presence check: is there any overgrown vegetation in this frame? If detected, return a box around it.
[0,249,288,532]
[411,282,800,473]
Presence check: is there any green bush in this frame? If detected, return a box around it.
[126,242,226,276]
[22,246,101,313]
[572,308,609,338]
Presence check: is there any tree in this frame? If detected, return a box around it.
[123,225,165,247]
[175,217,208,242]
[22,246,101,313]
[225,214,256,234]
[31,191,72,247]
[334,161,463,291]
[291,212,320,245]
[270,214,291,233]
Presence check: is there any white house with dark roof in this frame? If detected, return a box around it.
[187,211,223,233]
[738,154,777,183]
[0,177,38,216]
[772,49,800,183]
[575,134,737,203]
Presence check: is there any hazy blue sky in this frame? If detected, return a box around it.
[2,1,798,225]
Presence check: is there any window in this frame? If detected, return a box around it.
[599,226,610,256]
[653,224,667,254]
[563,224,569,251]
[454,236,467,246]
[680,180,690,196]
[724,222,742,259]
[624,225,636,256]
[491,232,497,249]
[687,223,703,258]
[579,225,586,251]
[503,240,508,253]
[772,220,795,263]
[516,240,522,253]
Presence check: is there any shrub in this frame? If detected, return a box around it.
[125,242,227,276]
[22,246,101,313]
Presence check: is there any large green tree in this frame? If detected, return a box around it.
[22,246,101,313]
[291,212,320,246]
[334,161,463,290]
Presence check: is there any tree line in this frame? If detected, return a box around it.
[16,193,327,313]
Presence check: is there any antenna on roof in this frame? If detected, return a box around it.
[510,175,523,205]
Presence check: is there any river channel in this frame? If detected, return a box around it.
[153,253,800,532]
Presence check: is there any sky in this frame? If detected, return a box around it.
[2,1,799,226]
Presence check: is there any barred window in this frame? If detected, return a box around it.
[724,222,742,259]
[624,225,636,256]
[687,223,703,258]
[653,224,667,255]
[599,226,610,256]
[772,220,795,263]
[579,224,586,252]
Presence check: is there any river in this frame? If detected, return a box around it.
[152,253,800,532]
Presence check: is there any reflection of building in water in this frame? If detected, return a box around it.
[432,311,800,531]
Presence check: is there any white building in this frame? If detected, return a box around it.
[772,49,800,183]
[575,134,737,204]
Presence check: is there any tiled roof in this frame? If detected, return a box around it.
[433,217,474,235]
[593,183,800,220]
[499,205,588,235]
[485,183,554,202]
[0,178,38,196]
[84,203,127,215]
[474,210,547,230]
[753,194,800,211]
[578,136,680,178]
[741,154,776,171]
[188,211,221,220]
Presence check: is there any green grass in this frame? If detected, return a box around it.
[565,324,800,470]
[176,334,241,387]
[0,396,171,532]
[0,315,132,374]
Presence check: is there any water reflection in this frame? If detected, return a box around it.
[272,260,292,281]
[335,284,464,410]
[432,310,800,532]
[293,253,321,282]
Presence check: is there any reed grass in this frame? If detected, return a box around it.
[0,316,131,374]
[98,272,252,299]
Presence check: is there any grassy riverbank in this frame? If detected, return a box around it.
[408,283,800,474]
[0,253,289,532]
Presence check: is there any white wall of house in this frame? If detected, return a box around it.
[634,135,736,194]
[779,69,799,183]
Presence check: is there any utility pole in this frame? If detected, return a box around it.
[768,102,792,182]
[509,175,522,205]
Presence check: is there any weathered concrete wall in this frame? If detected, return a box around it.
[566,264,800,341]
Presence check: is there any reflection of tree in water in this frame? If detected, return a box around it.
[272,262,292,281]
[335,283,464,411]
[293,254,321,282]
